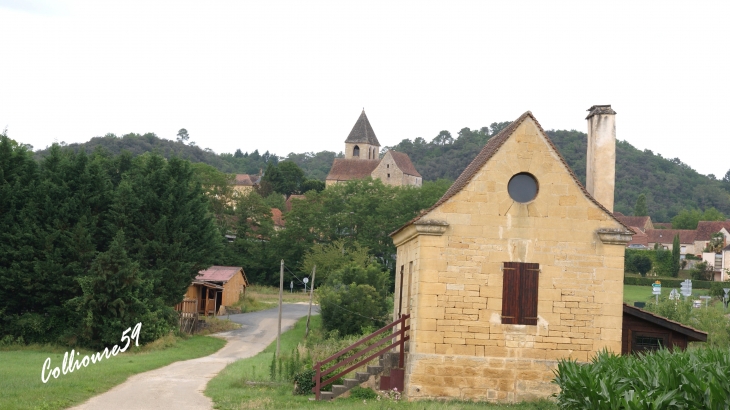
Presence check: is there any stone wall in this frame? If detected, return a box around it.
[392,117,627,402]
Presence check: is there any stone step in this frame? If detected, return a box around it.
[343,378,360,388]
[331,385,348,397]
[319,392,334,401]
[355,372,371,382]
[367,365,383,375]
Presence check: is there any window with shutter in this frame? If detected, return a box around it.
[501,262,539,325]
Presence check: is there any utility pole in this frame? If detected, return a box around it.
[277,259,284,357]
[305,265,316,338]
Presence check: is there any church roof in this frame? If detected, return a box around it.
[326,159,380,181]
[345,110,380,146]
[391,111,632,236]
[388,151,421,177]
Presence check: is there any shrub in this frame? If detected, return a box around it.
[633,254,653,277]
[292,369,315,395]
[350,386,378,400]
[553,348,730,409]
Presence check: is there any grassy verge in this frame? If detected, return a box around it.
[0,334,226,410]
[232,285,314,314]
[624,284,708,304]
[206,316,556,410]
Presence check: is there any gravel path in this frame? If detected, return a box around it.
[69,304,316,410]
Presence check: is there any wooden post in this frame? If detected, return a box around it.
[305,265,316,338]
[397,265,404,317]
[277,259,284,357]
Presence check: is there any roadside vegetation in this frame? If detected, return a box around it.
[206,316,556,410]
[0,334,225,410]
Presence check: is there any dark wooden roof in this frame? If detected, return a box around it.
[390,111,632,237]
[623,304,707,342]
[326,158,379,181]
[345,110,380,146]
[389,151,421,177]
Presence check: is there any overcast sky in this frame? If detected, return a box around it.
[1,0,729,178]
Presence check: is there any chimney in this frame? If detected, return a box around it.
[585,105,617,212]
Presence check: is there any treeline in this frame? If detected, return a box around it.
[1,135,221,348]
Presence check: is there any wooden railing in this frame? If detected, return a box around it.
[312,314,410,400]
[175,298,198,334]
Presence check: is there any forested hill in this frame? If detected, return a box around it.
[34,127,730,222]
[386,128,730,222]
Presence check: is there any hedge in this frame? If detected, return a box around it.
[623,276,713,289]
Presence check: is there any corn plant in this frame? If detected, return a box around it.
[553,348,730,409]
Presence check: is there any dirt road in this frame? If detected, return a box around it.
[69,304,316,410]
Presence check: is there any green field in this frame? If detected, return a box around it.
[206,316,557,410]
[623,284,709,305]
[0,335,226,410]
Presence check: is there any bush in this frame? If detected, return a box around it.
[553,348,730,409]
[318,263,390,337]
[350,386,378,400]
[293,369,315,395]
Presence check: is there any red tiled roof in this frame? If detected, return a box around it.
[695,221,730,241]
[196,266,243,282]
[614,215,652,231]
[628,227,648,246]
[234,174,259,186]
[271,208,285,227]
[645,229,697,244]
[389,151,421,177]
[390,111,632,237]
[285,194,306,212]
[326,159,380,181]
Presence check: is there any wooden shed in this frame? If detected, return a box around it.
[622,303,707,354]
[182,266,249,315]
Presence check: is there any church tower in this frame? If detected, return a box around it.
[344,110,381,160]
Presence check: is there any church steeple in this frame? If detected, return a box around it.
[344,110,381,160]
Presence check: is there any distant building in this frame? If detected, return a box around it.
[326,110,421,187]
[232,173,261,195]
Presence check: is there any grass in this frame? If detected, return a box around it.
[232,285,315,314]
[206,316,557,410]
[0,334,226,410]
[623,284,709,304]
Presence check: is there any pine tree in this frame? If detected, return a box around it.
[671,234,681,278]
[634,194,648,216]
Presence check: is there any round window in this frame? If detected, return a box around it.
[508,173,538,203]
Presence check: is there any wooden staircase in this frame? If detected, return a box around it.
[312,315,410,401]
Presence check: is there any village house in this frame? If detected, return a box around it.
[232,173,261,196]
[326,110,422,187]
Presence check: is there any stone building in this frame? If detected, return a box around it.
[389,106,635,402]
[326,110,421,187]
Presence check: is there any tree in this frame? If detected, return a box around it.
[300,240,373,284]
[671,234,681,277]
[431,130,453,146]
[705,232,725,253]
[672,207,726,230]
[176,128,189,143]
[318,263,390,336]
[690,261,713,281]
[633,254,653,277]
[234,149,244,158]
[634,194,648,217]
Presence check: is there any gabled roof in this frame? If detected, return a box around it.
[645,229,697,245]
[628,227,648,247]
[391,111,632,236]
[326,158,380,181]
[695,221,730,241]
[285,194,306,212]
[234,174,260,186]
[388,151,421,177]
[196,266,243,283]
[271,208,285,228]
[614,214,652,231]
[623,304,707,342]
[345,110,380,146]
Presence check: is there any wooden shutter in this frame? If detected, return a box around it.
[501,262,520,324]
[519,263,540,325]
[501,262,539,325]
